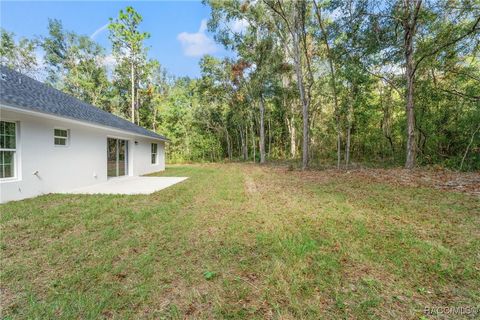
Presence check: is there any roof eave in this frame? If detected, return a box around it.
[0,103,169,142]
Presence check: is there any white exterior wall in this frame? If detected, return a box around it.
[132,137,165,175]
[0,107,166,203]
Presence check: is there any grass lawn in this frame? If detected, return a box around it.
[1,164,479,319]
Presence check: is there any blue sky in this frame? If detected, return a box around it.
[0,1,232,78]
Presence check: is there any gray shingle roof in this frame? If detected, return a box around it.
[0,66,167,141]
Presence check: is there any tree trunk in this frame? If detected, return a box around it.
[236,128,241,157]
[405,57,416,169]
[287,113,296,158]
[403,0,422,169]
[345,125,351,169]
[239,125,247,161]
[345,97,352,169]
[245,124,248,160]
[226,129,232,160]
[136,100,140,126]
[135,81,140,126]
[282,57,295,159]
[345,84,356,169]
[268,117,272,157]
[130,62,135,123]
[292,27,309,170]
[152,106,157,131]
[239,126,244,160]
[336,123,341,169]
[252,122,256,163]
[259,96,266,164]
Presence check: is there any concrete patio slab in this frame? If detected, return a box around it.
[65,176,188,195]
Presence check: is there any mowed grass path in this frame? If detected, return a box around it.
[1,164,479,319]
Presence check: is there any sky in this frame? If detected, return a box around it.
[0,0,234,78]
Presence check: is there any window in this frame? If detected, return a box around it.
[151,143,158,164]
[0,121,16,179]
[54,129,69,146]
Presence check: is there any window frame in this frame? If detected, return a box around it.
[54,128,69,147]
[151,143,158,165]
[0,120,18,180]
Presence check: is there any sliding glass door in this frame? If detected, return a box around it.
[107,138,128,177]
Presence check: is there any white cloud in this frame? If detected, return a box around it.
[90,23,109,40]
[177,19,219,57]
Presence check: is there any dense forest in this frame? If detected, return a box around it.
[1,0,479,170]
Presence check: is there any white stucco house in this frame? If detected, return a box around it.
[0,66,168,203]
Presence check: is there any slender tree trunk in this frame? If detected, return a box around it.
[252,122,256,163]
[287,113,296,158]
[405,25,416,169]
[336,124,341,169]
[345,84,356,169]
[245,124,248,160]
[239,126,244,160]
[135,82,140,126]
[239,125,247,161]
[283,88,295,158]
[236,128,241,157]
[282,53,295,159]
[405,55,416,169]
[345,125,351,168]
[136,96,140,126]
[130,62,135,123]
[268,117,272,157]
[291,120,296,158]
[345,89,352,169]
[403,0,422,169]
[226,129,232,160]
[292,28,309,170]
[259,96,266,164]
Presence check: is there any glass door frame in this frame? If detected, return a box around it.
[107,137,129,178]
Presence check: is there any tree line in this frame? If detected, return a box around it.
[1,1,479,170]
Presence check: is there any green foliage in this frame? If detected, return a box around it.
[0,28,38,76]
[108,6,151,123]
[109,6,150,57]
[2,1,479,169]
[42,19,112,109]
